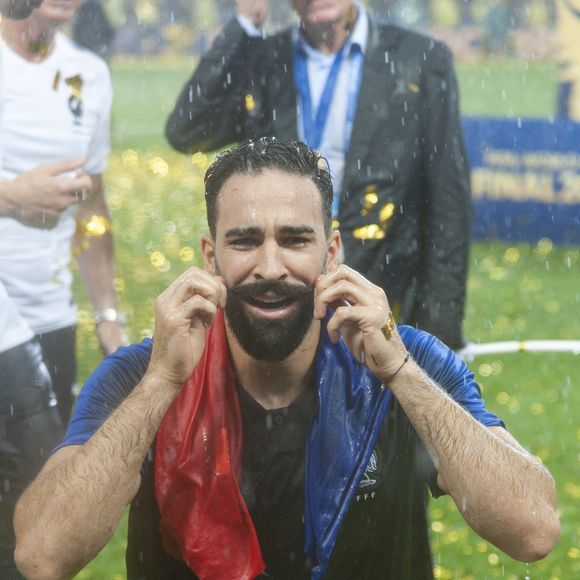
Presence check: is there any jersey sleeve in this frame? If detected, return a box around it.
[53,338,152,453]
[399,326,504,497]
[399,325,504,428]
[83,59,112,175]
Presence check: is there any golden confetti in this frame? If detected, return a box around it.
[488,266,508,281]
[536,237,553,256]
[488,553,500,565]
[433,565,453,580]
[353,224,385,240]
[564,482,580,500]
[121,149,140,169]
[245,93,256,112]
[78,215,112,238]
[504,247,520,264]
[379,202,395,224]
[363,192,378,206]
[191,152,208,169]
[179,246,195,262]
[77,309,95,332]
[113,277,126,294]
[478,363,493,377]
[150,250,167,268]
[149,156,169,177]
[496,391,510,405]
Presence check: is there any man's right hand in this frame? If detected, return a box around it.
[148,267,227,390]
[0,158,91,228]
[237,0,269,28]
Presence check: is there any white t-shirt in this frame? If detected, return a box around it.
[0,41,33,352]
[0,281,33,353]
[0,32,112,334]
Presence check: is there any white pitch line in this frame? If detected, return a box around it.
[458,340,580,361]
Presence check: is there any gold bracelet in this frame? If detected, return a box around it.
[381,311,396,341]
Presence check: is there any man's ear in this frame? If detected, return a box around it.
[201,234,216,274]
[326,229,342,272]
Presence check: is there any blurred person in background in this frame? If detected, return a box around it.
[0,1,125,573]
[72,0,115,61]
[0,4,61,579]
[555,0,580,119]
[481,0,511,56]
[0,0,41,19]
[166,0,472,352]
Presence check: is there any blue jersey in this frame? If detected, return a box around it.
[57,325,503,455]
[56,326,503,580]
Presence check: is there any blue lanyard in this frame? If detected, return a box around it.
[293,41,348,150]
[293,40,364,216]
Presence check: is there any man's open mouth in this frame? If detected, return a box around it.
[243,296,297,311]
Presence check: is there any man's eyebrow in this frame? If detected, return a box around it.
[224,226,263,239]
[276,225,316,236]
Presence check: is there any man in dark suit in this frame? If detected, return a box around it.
[165,0,471,350]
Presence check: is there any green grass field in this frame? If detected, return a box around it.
[70,59,580,579]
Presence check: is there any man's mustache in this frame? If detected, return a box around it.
[227,280,314,300]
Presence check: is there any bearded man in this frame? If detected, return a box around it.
[15,140,558,580]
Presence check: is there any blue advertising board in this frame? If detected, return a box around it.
[462,117,580,244]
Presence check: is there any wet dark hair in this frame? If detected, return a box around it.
[204,138,334,237]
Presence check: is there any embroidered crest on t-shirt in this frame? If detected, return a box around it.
[356,447,381,501]
[65,74,83,124]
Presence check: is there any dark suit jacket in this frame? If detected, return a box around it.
[166,16,471,349]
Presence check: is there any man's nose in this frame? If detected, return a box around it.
[253,241,288,281]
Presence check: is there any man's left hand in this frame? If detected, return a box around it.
[95,320,129,356]
[315,265,407,381]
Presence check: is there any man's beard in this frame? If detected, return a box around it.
[224,280,315,362]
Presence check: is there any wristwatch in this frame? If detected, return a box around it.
[94,308,127,326]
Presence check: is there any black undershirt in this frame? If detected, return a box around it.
[238,382,317,578]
